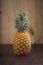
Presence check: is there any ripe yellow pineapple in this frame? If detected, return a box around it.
[13,12,31,55]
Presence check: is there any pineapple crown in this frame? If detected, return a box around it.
[15,12,28,32]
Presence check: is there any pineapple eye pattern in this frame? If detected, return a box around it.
[13,32,31,55]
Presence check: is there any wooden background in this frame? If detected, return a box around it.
[0,0,43,44]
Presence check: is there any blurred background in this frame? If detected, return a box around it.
[0,0,43,44]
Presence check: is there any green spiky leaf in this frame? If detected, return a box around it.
[15,12,29,32]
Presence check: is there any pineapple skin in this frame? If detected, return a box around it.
[13,32,31,55]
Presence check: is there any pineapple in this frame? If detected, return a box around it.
[13,12,31,55]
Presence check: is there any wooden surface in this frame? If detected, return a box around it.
[0,44,43,65]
